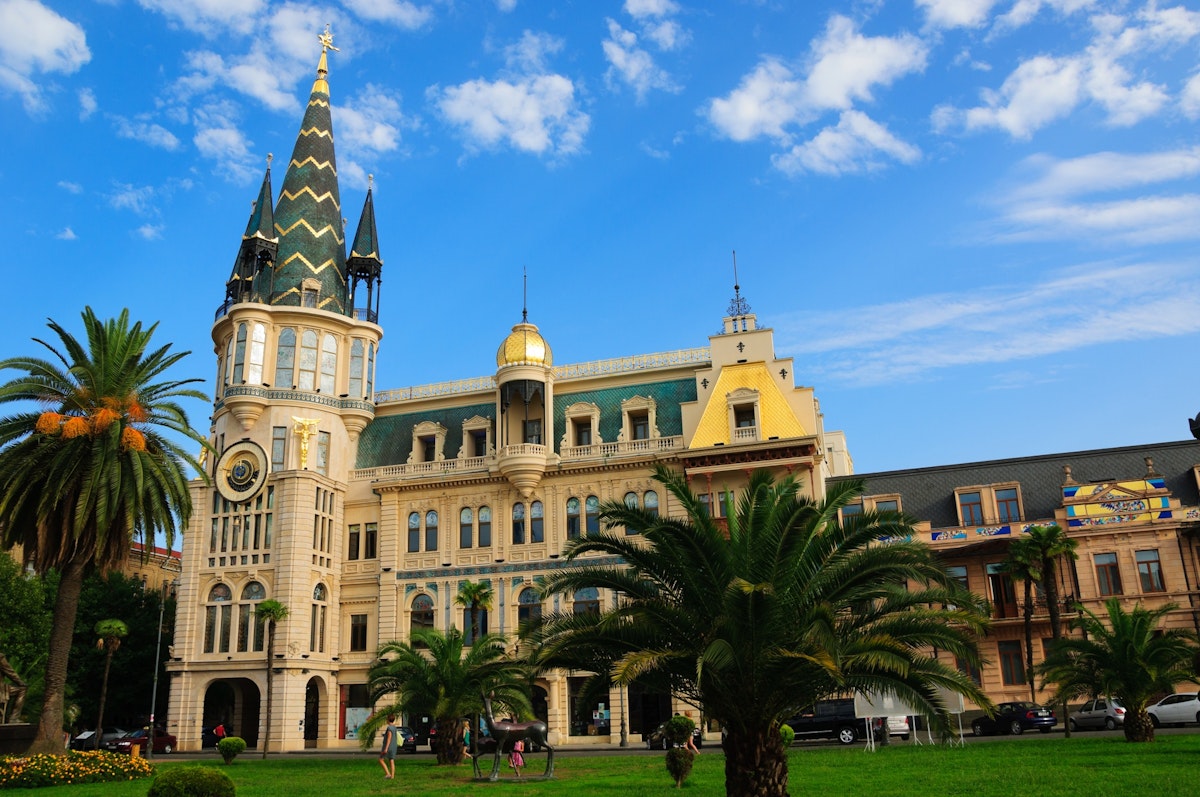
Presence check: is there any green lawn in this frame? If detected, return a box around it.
[6,736,1198,796]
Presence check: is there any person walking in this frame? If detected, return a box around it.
[508,738,524,778]
[378,715,399,779]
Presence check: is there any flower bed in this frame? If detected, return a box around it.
[0,750,155,789]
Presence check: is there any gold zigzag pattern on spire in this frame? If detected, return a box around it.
[287,155,337,173]
[279,186,341,208]
[276,252,339,276]
[297,126,333,141]
[269,289,344,310]
[275,218,345,242]
[308,98,331,109]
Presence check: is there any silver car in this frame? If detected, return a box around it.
[1068,697,1125,731]
[1147,693,1200,727]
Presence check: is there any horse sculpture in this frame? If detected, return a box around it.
[479,694,554,781]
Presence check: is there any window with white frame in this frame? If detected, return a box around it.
[619,396,657,442]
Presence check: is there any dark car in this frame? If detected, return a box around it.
[107,728,177,754]
[785,698,909,745]
[644,720,703,750]
[396,725,418,753]
[971,701,1057,736]
[70,727,126,751]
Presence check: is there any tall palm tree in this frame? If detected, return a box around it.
[91,618,128,750]
[0,308,207,754]
[1038,598,1199,742]
[1024,524,1077,645]
[255,599,289,759]
[363,626,530,765]
[999,537,1041,703]
[533,465,991,797]
[454,579,494,645]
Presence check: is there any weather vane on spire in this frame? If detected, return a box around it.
[728,249,751,317]
[319,24,339,54]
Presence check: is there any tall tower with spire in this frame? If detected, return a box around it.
[169,28,385,754]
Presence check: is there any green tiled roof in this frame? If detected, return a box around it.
[356,403,495,468]
[552,378,696,451]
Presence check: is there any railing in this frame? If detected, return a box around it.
[560,435,684,460]
[351,456,490,482]
[351,307,377,323]
[732,426,758,442]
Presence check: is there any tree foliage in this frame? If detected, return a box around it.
[0,554,53,722]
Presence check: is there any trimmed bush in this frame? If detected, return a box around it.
[780,723,795,747]
[217,737,246,765]
[146,766,235,797]
[664,747,695,788]
[663,715,695,746]
[0,751,154,789]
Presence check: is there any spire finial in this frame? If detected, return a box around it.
[319,24,339,54]
[266,152,273,170]
[727,249,751,316]
[522,267,528,323]
[368,173,374,191]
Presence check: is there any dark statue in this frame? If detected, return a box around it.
[477,693,555,781]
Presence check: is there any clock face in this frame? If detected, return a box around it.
[215,441,270,502]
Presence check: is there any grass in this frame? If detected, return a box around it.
[4,735,1198,796]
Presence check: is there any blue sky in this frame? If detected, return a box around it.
[3,0,1200,474]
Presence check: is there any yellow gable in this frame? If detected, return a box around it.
[689,362,807,448]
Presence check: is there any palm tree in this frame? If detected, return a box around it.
[454,579,494,645]
[1023,524,1077,645]
[999,537,1041,703]
[363,626,530,765]
[0,308,207,754]
[255,599,289,759]
[533,465,991,797]
[91,618,128,750]
[1037,598,1199,742]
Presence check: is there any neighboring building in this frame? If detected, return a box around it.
[165,39,845,752]
[838,440,1200,706]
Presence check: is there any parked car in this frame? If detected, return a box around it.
[1147,693,1200,727]
[785,698,910,745]
[70,727,126,751]
[395,725,418,753]
[971,702,1057,736]
[1069,697,1126,731]
[644,720,704,750]
[107,728,177,754]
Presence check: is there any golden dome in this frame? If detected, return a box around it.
[496,322,553,368]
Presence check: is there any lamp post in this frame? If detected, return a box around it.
[146,581,173,760]
[619,684,627,747]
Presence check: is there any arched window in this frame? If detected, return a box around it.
[224,336,234,385]
[517,588,542,627]
[310,583,328,653]
[624,491,638,508]
[530,501,544,543]
[460,508,473,549]
[237,581,266,652]
[512,503,525,544]
[478,506,492,547]
[275,328,296,387]
[408,512,420,553]
[298,330,318,391]
[644,490,659,519]
[320,334,337,394]
[585,495,601,536]
[566,498,581,540]
[232,323,247,384]
[348,339,365,398]
[247,323,266,384]
[572,587,599,615]
[366,343,375,399]
[411,594,434,646]
[425,510,439,552]
[204,583,232,653]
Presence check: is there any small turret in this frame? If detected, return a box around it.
[224,157,278,307]
[346,175,383,323]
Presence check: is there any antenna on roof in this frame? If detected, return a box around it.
[522,267,528,323]
[728,249,751,317]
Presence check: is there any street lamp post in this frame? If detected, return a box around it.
[619,684,628,747]
[146,582,171,760]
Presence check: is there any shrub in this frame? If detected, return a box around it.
[780,723,795,747]
[663,715,695,746]
[217,737,246,765]
[0,751,154,789]
[664,747,695,788]
[146,766,235,797]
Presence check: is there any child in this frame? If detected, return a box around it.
[508,738,524,777]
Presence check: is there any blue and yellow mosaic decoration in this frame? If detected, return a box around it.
[1063,478,1172,527]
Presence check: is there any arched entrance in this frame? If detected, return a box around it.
[203,678,261,748]
[304,676,325,748]
[532,684,549,723]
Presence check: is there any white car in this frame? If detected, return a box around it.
[1147,693,1200,727]
[1069,697,1125,731]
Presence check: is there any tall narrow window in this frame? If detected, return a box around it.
[348,339,365,398]
[350,614,368,651]
[517,588,542,626]
[310,583,328,653]
[1094,553,1123,596]
[247,323,266,384]
[585,495,600,536]
[998,640,1025,686]
[275,328,296,387]
[347,524,360,561]
[623,492,640,535]
[959,492,983,526]
[232,323,247,384]
[363,522,377,559]
[995,488,1020,523]
[271,426,287,470]
[512,503,526,544]
[425,510,438,551]
[631,412,649,440]
[1136,549,1165,592]
[643,490,658,520]
[987,563,1018,618]
[203,583,232,654]
[523,419,542,445]
[478,506,492,547]
[530,501,544,543]
[410,595,434,646]
[302,286,318,307]
[320,334,337,394]
[366,343,375,399]
[298,330,318,391]
[566,498,581,540]
[237,581,265,652]
[316,431,330,476]
[408,512,420,553]
[460,508,474,549]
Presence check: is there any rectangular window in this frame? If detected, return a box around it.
[987,563,1018,618]
[347,525,360,561]
[698,493,711,517]
[478,511,492,547]
[237,604,251,652]
[271,426,287,470]
[421,436,436,463]
[631,412,649,441]
[460,514,473,549]
[574,420,592,447]
[955,655,982,686]
[959,492,983,526]
[472,430,488,457]
[995,488,1020,523]
[408,525,420,553]
[998,640,1025,686]
[717,491,733,518]
[734,405,755,428]
[946,565,969,591]
[316,431,330,475]
[1136,549,1165,592]
[350,614,368,652]
[1095,553,1123,596]
[523,419,542,445]
[364,523,377,559]
[874,499,898,513]
[841,502,863,522]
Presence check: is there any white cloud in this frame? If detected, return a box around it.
[1183,73,1200,119]
[776,262,1200,386]
[624,0,679,19]
[916,0,998,30]
[602,19,677,100]
[802,16,927,111]
[113,116,181,150]
[995,194,1200,245]
[1010,149,1200,200]
[433,74,589,158]
[193,102,257,182]
[496,0,517,11]
[0,0,90,113]
[772,110,919,176]
[135,0,265,36]
[340,0,432,30]
[78,87,96,119]
[334,84,407,157]
[950,55,1084,139]
[108,183,157,216]
[707,58,802,142]
[504,30,563,73]
[643,19,687,51]
[177,48,301,113]
[136,224,164,240]
[57,180,82,194]
[56,227,76,240]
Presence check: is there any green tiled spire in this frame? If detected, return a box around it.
[226,159,278,305]
[349,183,380,264]
[347,179,383,321]
[270,36,347,313]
